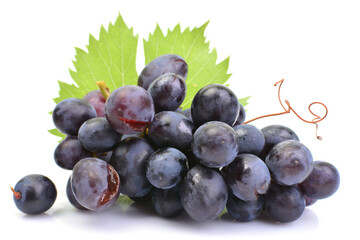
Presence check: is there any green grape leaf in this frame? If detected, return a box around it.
[53,13,139,104]
[48,128,66,142]
[116,194,134,213]
[144,22,242,109]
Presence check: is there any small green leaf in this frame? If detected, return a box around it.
[116,194,134,213]
[239,96,251,109]
[48,128,66,142]
[144,22,232,109]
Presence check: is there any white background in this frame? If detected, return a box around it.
[0,0,358,239]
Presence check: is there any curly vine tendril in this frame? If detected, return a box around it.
[244,79,328,140]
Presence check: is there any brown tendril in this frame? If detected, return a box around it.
[243,79,328,140]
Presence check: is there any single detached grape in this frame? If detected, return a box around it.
[233,124,265,156]
[78,117,122,153]
[71,158,120,211]
[192,121,239,168]
[151,185,183,218]
[105,85,155,134]
[265,183,305,223]
[109,137,155,197]
[52,98,97,136]
[299,161,340,199]
[226,191,264,222]
[66,176,87,210]
[265,140,313,186]
[54,136,92,170]
[148,111,195,151]
[83,90,106,117]
[146,148,188,189]
[191,84,240,127]
[147,73,186,112]
[180,165,228,222]
[226,154,271,201]
[259,124,299,159]
[11,174,57,215]
[233,103,246,125]
[138,54,188,90]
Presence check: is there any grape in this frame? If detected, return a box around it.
[148,111,195,151]
[71,157,120,211]
[233,124,265,156]
[265,140,313,186]
[11,174,57,215]
[83,90,106,117]
[105,85,155,134]
[265,183,305,223]
[52,98,97,136]
[66,176,87,210]
[192,121,239,168]
[109,137,155,197]
[226,154,271,201]
[147,73,186,112]
[259,125,299,159]
[233,103,246,125]
[226,191,264,222]
[94,151,113,163]
[151,185,183,218]
[146,148,188,189]
[180,165,228,222]
[191,84,240,127]
[299,161,340,199]
[138,54,188,90]
[304,194,317,206]
[78,117,122,153]
[54,136,92,170]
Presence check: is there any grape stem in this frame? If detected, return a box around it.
[244,79,328,140]
[96,81,110,100]
[10,186,21,200]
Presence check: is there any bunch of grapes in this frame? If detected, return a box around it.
[12,54,340,223]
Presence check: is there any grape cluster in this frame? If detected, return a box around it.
[12,54,340,224]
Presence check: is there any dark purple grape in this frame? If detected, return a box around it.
[180,165,228,222]
[233,103,246,125]
[259,125,299,159]
[148,111,195,151]
[226,191,264,222]
[129,192,152,203]
[265,183,305,223]
[304,194,317,206]
[66,176,87,210]
[105,85,155,134]
[192,121,239,168]
[233,124,265,156]
[109,137,155,197]
[83,90,106,117]
[226,154,271,201]
[52,98,97,136]
[265,140,313,186]
[78,117,122,153]
[54,136,92,170]
[191,84,240,127]
[146,148,188,189]
[138,54,188,90]
[11,174,57,215]
[151,185,183,218]
[299,161,340,199]
[94,151,113,163]
[147,73,186,112]
[71,158,120,211]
